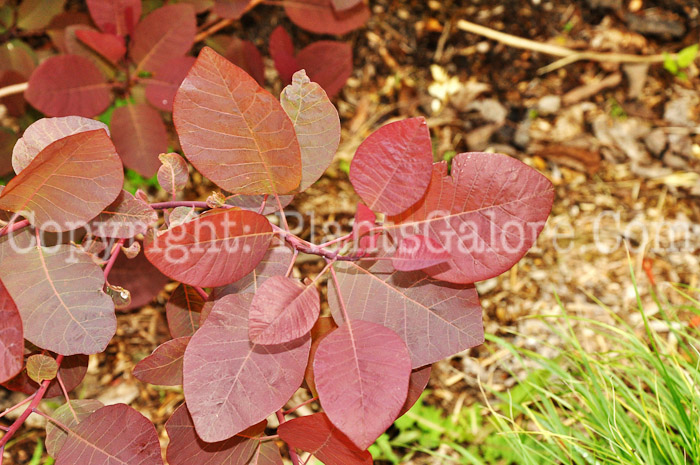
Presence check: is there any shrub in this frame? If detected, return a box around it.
[0,46,553,464]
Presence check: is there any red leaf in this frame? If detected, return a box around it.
[269,26,298,84]
[144,208,274,287]
[183,294,310,442]
[0,130,123,233]
[166,284,203,338]
[249,276,320,345]
[110,104,168,177]
[270,27,352,98]
[250,441,283,465]
[45,400,103,456]
[0,280,23,384]
[133,337,190,386]
[213,0,259,19]
[284,0,369,35]
[157,152,189,198]
[26,55,111,117]
[63,25,118,78]
[314,319,411,449]
[226,193,294,215]
[2,351,88,398]
[303,316,337,397]
[352,203,376,238]
[75,29,126,64]
[0,230,116,355]
[328,259,483,367]
[399,365,431,416]
[107,243,170,311]
[332,0,363,12]
[55,404,163,465]
[207,240,294,315]
[86,0,141,36]
[281,70,341,192]
[350,117,433,216]
[173,47,302,195]
[278,413,372,465]
[145,56,195,112]
[86,190,158,239]
[392,235,450,271]
[224,38,265,86]
[12,116,109,175]
[388,153,554,284]
[166,403,266,465]
[130,4,196,74]
[297,41,352,98]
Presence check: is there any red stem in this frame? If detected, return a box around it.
[55,371,79,423]
[0,355,64,449]
[103,239,126,281]
[276,409,300,465]
[0,394,35,420]
[328,263,350,323]
[0,218,30,238]
[193,286,209,300]
[284,396,318,415]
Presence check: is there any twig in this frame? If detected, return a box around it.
[194,18,234,43]
[103,238,126,281]
[193,286,209,301]
[456,19,675,74]
[0,82,27,99]
[275,409,300,465]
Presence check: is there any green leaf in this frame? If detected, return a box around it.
[677,44,698,68]
[664,52,679,75]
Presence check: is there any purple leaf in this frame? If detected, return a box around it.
[173,47,302,195]
[349,117,433,216]
[144,208,274,288]
[0,280,23,384]
[145,56,196,112]
[55,404,163,465]
[165,403,266,465]
[63,25,118,78]
[314,319,411,449]
[388,153,554,284]
[212,0,258,19]
[248,275,320,345]
[12,116,109,175]
[26,55,111,117]
[0,230,116,355]
[110,104,168,177]
[281,70,341,192]
[86,0,141,36]
[157,152,189,199]
[352,202,375,238]
[392,235,450,271]
[86,190,158,239]
[45,399,103,457]
[278,413,372,465]
[130,4,196,74]
[133,336,190,386]
[166,284,203,338]
[183,293,310,442]
[0,130,123,232]
[328,259,484,367]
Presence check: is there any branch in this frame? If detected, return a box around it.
[0,82,27,99]
[456,19,675,74]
